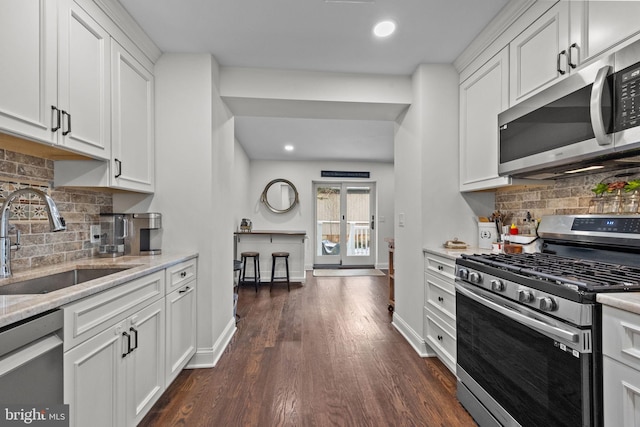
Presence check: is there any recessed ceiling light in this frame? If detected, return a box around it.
[373,20,396,38]
[284,145,294,152]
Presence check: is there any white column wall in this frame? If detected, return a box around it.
[392,64,493,355]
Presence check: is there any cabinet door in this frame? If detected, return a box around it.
[166,283,197,385]
[570,0,640,66]
[603,356,640,427]
[459,47,510,191]
[64,322,127,427]
[57,0,111,159]
[0,0,57,144]
[126,299,165,426]
[111,40,155,192]
[510,1,569,105]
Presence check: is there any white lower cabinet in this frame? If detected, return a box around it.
[423,250,457,373]
[64,298,165,427]
[603,305,640,427]
[62,258,198,427]
[165,260,197,385]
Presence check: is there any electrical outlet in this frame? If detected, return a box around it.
[90,225,100,244]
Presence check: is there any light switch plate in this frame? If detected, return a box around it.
[90,225,100,243]
[398,213,405,227]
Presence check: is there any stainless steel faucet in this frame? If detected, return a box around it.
[0,188,66,278]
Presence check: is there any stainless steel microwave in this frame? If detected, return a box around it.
[498,39,640,179]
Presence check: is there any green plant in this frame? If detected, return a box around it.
[625,180,640,192]
[591,182,608,195]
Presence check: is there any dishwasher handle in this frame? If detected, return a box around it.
[0,335,62,377]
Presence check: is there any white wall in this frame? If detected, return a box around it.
[244,160,394,270]
[233,139,251,230]
[392,64,493,354]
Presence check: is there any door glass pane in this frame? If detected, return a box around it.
[316,186,341,256]
[346,186,370,257]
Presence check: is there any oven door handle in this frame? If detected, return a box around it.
[455,282,579,343]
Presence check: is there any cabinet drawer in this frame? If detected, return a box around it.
[424,252,456,280]
[63,271,165,351]
[603,306,640,369]
[166,259,197,294]
[424,309,456,373]
[424,273,456,322]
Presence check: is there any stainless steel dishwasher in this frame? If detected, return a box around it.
[0,309,63,404]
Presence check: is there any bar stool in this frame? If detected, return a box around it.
[240,251,260,292]
[270,252,290,292]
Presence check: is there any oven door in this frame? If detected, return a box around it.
[455,281,600,427]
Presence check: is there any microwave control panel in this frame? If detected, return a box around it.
[616,63,640,130]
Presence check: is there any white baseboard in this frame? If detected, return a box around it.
[391,312,435,358]
[187,316,237,368]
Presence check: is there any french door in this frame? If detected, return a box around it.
[313,182,376,267]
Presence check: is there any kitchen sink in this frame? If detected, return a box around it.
[0,267,133,295]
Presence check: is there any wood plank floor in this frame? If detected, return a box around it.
[139,273,477,427]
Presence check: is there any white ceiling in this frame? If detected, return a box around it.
[119,0,510,162]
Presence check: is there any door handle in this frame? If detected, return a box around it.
[61,110,71,136]
[568,43,578,69]
[122,331,131,358]
[51,106,61,132]
[129,327,138,352]
[557,50,567,75]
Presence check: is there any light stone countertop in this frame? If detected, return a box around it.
[0,252,198,328]
[597,293,640,315]
[423,245,494,260]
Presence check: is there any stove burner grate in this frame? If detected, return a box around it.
[462,253,640,291]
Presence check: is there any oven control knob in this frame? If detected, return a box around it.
[490,279,505,292]
[539,297,557,311]
[517,289,534,303]
[469,272,482,284]
[457,268,469,280]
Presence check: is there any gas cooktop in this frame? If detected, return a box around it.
[460,252,640,293]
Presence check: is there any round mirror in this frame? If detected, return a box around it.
[261,179,299,214]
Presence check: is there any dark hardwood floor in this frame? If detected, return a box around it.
[139,272,476,427]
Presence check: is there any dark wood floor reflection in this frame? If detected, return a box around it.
[139,272,476,427]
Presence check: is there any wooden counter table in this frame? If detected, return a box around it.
[234,231,307,284]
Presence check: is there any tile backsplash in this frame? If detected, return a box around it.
[495,168,640,226]
[0,149,112,272]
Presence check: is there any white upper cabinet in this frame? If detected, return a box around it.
[570,1,640,66]
[509,0,640,106]
[57,0,111,159]
[509,1,570,106]
[0,0,111,159]
[110,41,155,193]
[459,48,512,192]
[0,0,57,144]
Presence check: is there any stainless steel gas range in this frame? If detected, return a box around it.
[454,215,640,427]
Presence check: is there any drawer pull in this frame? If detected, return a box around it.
[437,265,444,271]
[179,286,191,294]
[180,271,187,278]
[437,335,443,341]
[438,296,444,303]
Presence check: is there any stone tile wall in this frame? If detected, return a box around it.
[495,168,640,227]
[0,149,113,272]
